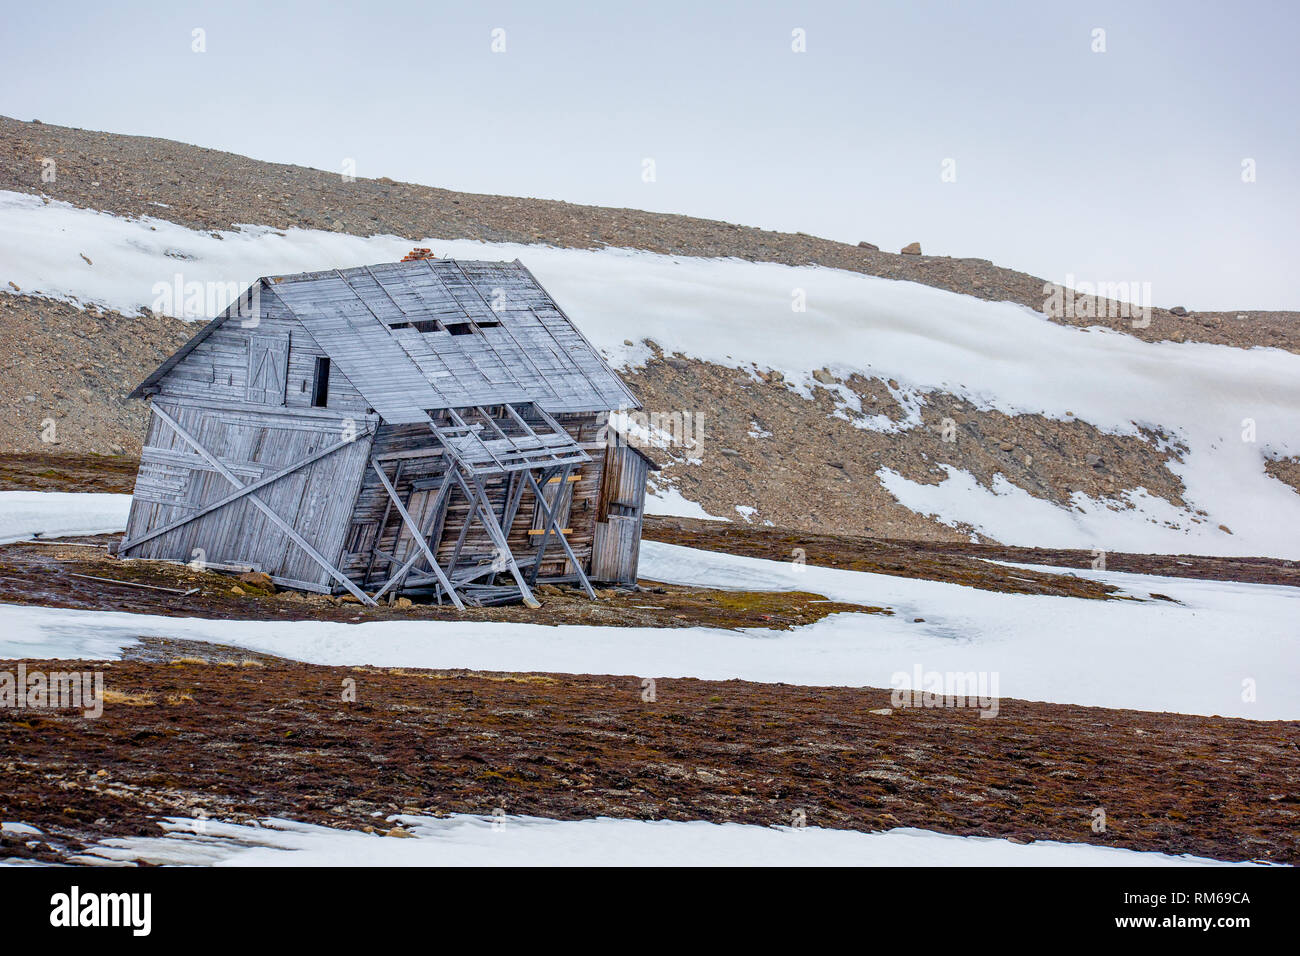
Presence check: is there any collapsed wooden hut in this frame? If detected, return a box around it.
[119,252,656,608]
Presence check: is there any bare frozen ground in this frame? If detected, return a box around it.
[3,645,1296,866]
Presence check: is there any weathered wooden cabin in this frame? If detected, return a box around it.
[119,252,656,608]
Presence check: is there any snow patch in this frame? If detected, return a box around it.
[643,484,726,521]
[0,491,131,544]
[69,813,1255,868]
[2,537,1297,718]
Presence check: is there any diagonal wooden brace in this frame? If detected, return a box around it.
[120,427,372,555]
[147,403,376,606]
[524,467,597,600]
[449,469,541,609]
[371,470,453,603]
[370,459,465,610]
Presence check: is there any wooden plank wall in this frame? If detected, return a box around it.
[123,399,376,588]
[590,442,650,584]
[153,288,371,416]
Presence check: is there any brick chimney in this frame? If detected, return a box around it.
[401,247,437,261]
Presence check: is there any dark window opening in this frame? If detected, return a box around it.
[445,323,474,336]
[389,319,441,333]
[311,357,331,407]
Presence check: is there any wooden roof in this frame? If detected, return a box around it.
[133,258,639,423]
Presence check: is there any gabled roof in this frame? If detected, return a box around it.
[133,258,639,423]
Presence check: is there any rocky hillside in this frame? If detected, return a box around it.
[1,115,1295,543]
[5,115,1297,351]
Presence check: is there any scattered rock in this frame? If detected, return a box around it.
[900,242,922,255]
[857,241,879,251]
[1169,306,1189,317]
[812,369,837,385]
[385,826,416,839]
[237,571,275,592]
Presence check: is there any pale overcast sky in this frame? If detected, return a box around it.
[3,0,1296,309]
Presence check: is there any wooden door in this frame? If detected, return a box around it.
[246,333,289,405]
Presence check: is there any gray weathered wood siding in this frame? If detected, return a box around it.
[590,441,651,584]
[122,398,376,589]
[148,288,371,415]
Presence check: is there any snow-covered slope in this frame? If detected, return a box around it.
[5,190,1299,556]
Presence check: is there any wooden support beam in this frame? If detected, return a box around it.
[364,459,403,586]
[147,403,376,606]
[119,427,372,554]
[450,469,540,609]
[529,465,560,584]
[474,406,512,441]
[445,478,477,575]
[503,402,539,437]
[371,470,453,602]
[501,469,528,533]
[524,466,597,600]
[370,459,465,610]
